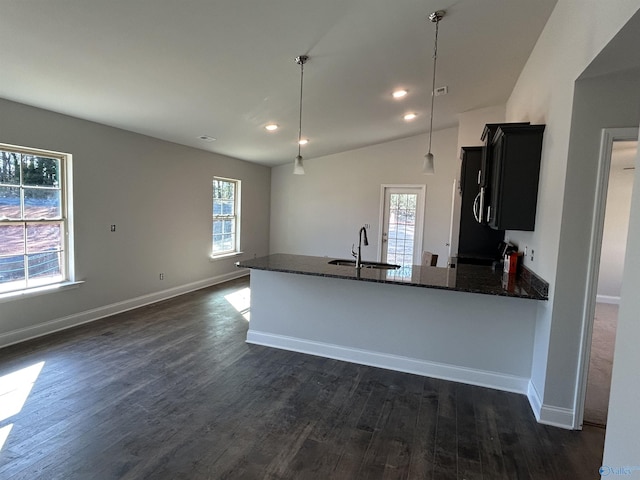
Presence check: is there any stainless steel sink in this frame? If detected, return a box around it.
[328,259,400,270]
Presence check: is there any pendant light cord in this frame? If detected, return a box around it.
[297,58,305,158]
[427,17,439,155]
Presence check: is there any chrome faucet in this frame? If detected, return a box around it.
[351,226,369,269]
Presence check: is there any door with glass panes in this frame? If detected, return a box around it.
[380,186,425,271]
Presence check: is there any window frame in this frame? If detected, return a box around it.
[0,143,74,297]
[211,176,241,258]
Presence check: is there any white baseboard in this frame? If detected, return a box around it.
[596,294,621,305]
[538,404,575,429]
[527,380,543,418]
[527,380,575,429]
[0,270,249,349]
[246,330,529,395]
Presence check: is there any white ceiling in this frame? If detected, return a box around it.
[0,0,557,167]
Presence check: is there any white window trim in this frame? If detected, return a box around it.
[211,176,241,258]
[0,143,75,297]
[209,251,244,262]
[0,280,83,304]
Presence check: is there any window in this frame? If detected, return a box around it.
[212,177,240,256]
[0,144,72,295]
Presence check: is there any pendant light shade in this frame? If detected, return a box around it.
[422,152,435,175]
[424,10,445,175]
[293,55,309,175]
[294,155,305,175]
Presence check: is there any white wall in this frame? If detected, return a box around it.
[270,127,459,266]
[603,132,640,479]
[507,1,640,279]
[597,145,637,301]
[544,69,640,414]
[504,1,640,423]
[0,98,271,347]
[457,105,506,149]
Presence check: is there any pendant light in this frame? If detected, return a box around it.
[293,55,309,175]
[423,10,445,175]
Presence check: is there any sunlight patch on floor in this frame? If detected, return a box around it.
[0,361,45,451]
[0,424,13,451]
[224,287,251,321]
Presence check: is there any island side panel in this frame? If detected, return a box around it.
[247,269,537,394]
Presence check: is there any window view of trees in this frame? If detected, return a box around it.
[0,148,65,292]
[1,151,59,186]
[212,178,239,255]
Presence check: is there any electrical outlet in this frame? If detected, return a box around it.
[110,225,116,232]
[530,249,535,262]
[364,223,371,229]
[159,273,164,280]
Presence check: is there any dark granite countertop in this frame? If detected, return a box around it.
[237,254,548,300]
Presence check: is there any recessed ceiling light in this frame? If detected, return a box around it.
[265,124,279,131]
[403,113,417,121]
[393,89,408,99]
[298,139,309,145]
[198,135,216,142]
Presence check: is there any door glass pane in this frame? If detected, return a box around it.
[386,193,418,269]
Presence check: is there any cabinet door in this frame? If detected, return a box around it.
[479,125,496,188]
[488,126,545,231]
[488,133,505,228]
[479,122,529,223]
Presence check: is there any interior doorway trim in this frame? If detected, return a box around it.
[574,127,638,429]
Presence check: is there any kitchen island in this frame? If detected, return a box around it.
[237,254,548,396]
[237,253,548,300]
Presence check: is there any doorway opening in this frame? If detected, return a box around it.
[378,185,425,275]
[578,128,638,428]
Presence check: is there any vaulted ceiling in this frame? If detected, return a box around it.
[1,0,557,166]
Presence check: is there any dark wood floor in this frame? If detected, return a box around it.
[0,277,605,479]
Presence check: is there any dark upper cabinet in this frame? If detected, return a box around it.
[477,122,530,225]
[480,122,530,188]
[457,147,505,261]
[487,124,545,231]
